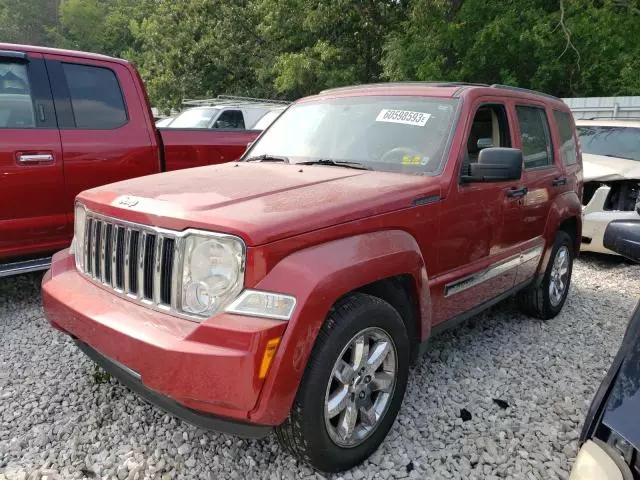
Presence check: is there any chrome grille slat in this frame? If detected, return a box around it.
[84,218,93,274]
[153,235,163,304]
[78,212,176,310]
[123,228,132,294]
[91,220,99,277]
[110,225,118,288]
[138,231,147,300]
[170,237,183,310]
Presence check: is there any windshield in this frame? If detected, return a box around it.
[577,125,640,161]
[168,107,219,128]
[252,109,283,130]
[246,96,459,174]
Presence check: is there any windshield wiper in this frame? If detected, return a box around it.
[299,159,372,171]
[244,154,290,163]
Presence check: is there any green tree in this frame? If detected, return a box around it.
[0,0,59,46]
[126,0,269,110]
[256,0,409,98]
[382,0,640,97]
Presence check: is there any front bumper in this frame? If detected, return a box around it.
[581,186,640,255]
[42,250,288,433]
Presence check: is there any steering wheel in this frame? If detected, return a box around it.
[380,146,424,164]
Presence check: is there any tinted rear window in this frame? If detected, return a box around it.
[577,126,640,161]
[62,63,127,129]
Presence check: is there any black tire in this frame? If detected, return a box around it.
[517,231,574,319]
[275,292,410,473]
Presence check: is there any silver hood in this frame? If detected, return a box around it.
[583,153,640,182]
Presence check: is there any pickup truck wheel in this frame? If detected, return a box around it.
[275,293,409,473]
[516,231,574,320]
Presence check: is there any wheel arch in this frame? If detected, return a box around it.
[247,230,431,425]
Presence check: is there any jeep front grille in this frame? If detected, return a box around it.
[80,213,178,309]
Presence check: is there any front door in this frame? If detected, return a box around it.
[432,98,520,324]
[0,51,63,261]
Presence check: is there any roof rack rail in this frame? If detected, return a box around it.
[181,95,291,108]
[490,84,561,101]
[320,81,490,94]
[584,116,640,121]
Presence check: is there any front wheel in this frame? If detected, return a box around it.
[517,230,574,319]
[275,293,410,473]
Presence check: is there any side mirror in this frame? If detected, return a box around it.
[603,220,640,263]
[477,138,494,150]
[461,147,523,183]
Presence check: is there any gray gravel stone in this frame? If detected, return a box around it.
[1,255,638,479]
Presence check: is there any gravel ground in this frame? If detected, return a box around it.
[1,254,638,480]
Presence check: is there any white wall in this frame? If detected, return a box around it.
[562,96,640,120]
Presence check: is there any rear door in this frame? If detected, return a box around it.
[0,51,64,260]
[511,103,563,283]
[45,56,157,233]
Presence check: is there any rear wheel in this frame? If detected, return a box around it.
[517,231,574,319]
[275,293,410,473]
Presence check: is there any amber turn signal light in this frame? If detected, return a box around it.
[258,338,281,379]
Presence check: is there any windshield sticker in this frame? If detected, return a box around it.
[376,109,431,127]
[402,155,428,166]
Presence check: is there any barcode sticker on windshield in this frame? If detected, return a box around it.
[376,109,431,126]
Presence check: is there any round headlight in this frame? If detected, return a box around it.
[181,234,245,317]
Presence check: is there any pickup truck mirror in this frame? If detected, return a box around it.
[461,147,523,183]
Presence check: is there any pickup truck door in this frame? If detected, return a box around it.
[0,51,64,260]
[432,99,520,325]
[44,56,158,235]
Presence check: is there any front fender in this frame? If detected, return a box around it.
[248,229,430,425]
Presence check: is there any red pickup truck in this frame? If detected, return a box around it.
[0,44,260,276]
[43,82,583,472]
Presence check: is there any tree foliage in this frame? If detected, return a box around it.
[1,0,639,107]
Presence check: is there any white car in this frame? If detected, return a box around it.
[578,119,640,255]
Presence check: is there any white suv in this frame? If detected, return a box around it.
[578,119,640,255]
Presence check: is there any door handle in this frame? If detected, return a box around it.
[17,154,54,164]
[552,176,567,187]
[506,187,528,198]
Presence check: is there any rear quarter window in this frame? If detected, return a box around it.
[62,63,127,129]
[553,110,578,165]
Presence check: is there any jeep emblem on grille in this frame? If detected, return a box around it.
[118,196,139,208]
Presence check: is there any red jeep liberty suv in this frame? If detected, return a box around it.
[42,82,583,472]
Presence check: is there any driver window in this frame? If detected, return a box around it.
[464,104,511,167]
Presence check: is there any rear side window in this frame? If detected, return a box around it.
[0,62,35,128]
[214,110,245,129]
[516,106,553,169]
[553,110,578,165]
[62,63,127,129]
